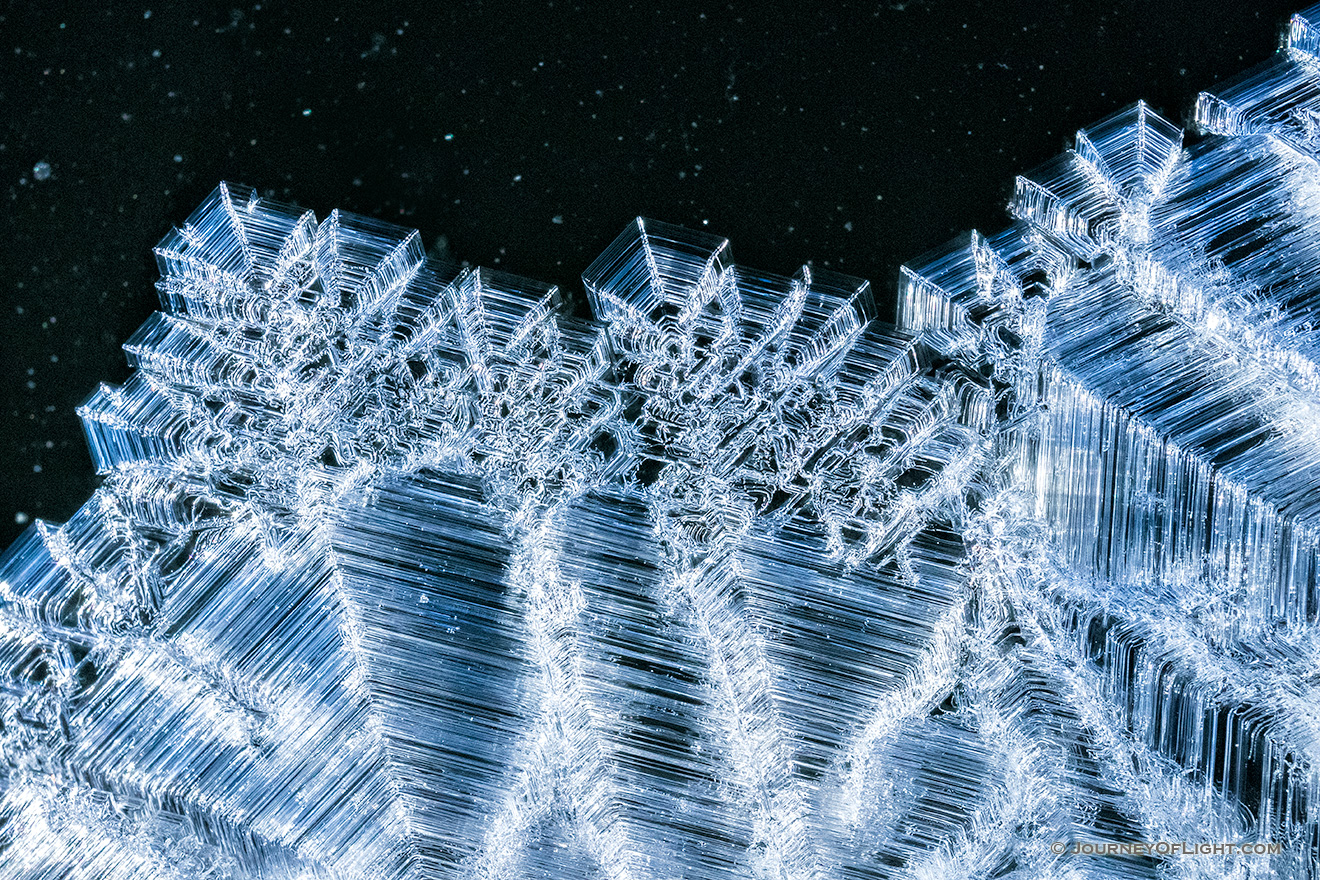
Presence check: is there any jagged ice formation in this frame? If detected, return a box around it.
[6,8,1320,880]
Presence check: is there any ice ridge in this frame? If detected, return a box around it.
[6,7,1320,880]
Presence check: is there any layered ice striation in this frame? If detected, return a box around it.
[6,10,1320,880]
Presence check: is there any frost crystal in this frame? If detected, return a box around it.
[6,10,1320,880]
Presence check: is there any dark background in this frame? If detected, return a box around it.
[0,0,1305,547]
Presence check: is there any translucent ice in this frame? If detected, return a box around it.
[6,8,1320,879]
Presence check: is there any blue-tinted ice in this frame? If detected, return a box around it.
[6,8,1320,879]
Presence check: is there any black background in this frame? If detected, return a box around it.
[0,0,1305,547]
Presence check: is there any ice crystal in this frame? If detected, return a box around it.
[6,8,1320,879]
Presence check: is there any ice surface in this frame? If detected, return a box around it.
[6,8,1320,879]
